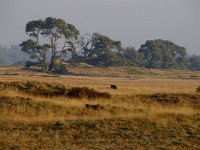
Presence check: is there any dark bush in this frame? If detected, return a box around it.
[66,87,111,99]
[25,61,41,68]
[53,63,68,74]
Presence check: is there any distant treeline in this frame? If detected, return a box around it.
[1,17,200,71]
[74,36,200,71]
[1,41,199,71]
[0,45,29,65]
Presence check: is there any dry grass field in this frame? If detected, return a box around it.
[0,66,200,149]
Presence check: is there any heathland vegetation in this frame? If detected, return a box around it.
[0,17,200,149]
[0,66,200,149]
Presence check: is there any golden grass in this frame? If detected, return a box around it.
[0,75,199,95]
[0,88,199,127]
[0,66,200,149]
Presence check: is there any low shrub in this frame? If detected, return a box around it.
[0,81,111,99]
[25,61,41,68]
[53,63,68,75]
[66,87,111,99]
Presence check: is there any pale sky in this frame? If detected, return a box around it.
[0,0,199,54]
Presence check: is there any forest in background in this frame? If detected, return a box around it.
[1,42,200,71]
[0,17,200,71]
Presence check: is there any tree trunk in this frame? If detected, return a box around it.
[48,57,56,71]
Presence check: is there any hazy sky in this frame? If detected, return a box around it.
[0,0,199,54]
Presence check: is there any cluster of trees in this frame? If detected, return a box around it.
[189,55,200,71]
[18,17,200,71]
[139,40,188,70]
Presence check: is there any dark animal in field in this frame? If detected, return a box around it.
[85,104,104,110]
[110,84,117,89]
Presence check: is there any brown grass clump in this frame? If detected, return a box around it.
[0,96,31,109]
[0,81,111,99]
[136,93,200,108]
[0,81,66,96]
[85,104,104,110]
[66,87,111,99]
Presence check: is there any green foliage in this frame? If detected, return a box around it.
[95,51,118,67]
[53,63,68,74]
[121,47,144,67]
[189,55,200,71]
[16,17,199,71]
[25,61,41,68]
[20,17,79,72]
[139,39,188,69]
[76,33,123,66]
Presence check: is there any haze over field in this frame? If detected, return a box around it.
[0,0,199,54]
